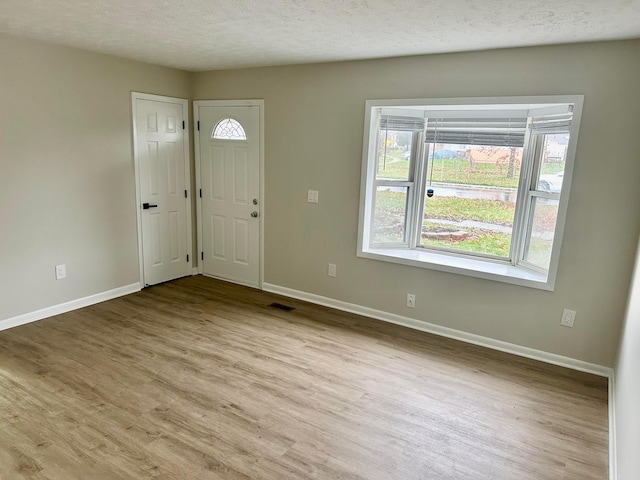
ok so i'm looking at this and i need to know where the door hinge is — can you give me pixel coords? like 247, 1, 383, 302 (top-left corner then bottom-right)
197, 121, 200, 131
184, 189, 188, 198
201, 252, 204, 261
199, 188, 202, 198
182, 120, 185, 130
186, 254, 189, 262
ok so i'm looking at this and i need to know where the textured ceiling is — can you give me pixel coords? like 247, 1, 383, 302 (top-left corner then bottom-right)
0, 0, 639, 71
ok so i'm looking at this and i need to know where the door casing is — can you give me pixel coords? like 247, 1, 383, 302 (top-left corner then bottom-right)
132, 92, 193, 288
194, 99, 265, 288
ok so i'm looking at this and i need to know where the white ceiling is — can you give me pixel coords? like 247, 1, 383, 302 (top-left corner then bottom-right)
1, 0, 639, 72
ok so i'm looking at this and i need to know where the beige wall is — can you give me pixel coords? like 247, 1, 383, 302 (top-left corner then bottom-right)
0, 34, 190, 319
614, 236, 640, 479
193, 40, 640, 366
2, 35, 638, 368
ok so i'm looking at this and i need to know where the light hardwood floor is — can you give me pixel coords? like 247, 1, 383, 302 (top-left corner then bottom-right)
0, 276, 608, 479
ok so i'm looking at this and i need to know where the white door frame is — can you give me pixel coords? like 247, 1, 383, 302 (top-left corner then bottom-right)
194, 99, 265, 288
131, 92, 193, 288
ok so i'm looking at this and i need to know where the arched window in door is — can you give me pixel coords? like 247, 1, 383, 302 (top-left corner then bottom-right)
212, 118, 247, 140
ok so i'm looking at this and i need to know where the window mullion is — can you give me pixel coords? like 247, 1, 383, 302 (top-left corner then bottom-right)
409, 131, 426, 249
405, 131, 417, 248
511, 129, 540, 265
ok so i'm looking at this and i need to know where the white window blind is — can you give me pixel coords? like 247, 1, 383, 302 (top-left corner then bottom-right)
529, 112, 573, 134
424, 117, 527, 147
380, 115, 425, 131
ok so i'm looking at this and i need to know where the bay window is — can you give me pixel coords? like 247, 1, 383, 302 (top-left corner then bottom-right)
357, 96, 583, 290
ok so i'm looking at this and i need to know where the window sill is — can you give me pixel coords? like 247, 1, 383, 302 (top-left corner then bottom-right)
359, 247, 553, 291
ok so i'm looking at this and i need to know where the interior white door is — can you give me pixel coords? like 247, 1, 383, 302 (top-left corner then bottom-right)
134, 97, 190, 286
197, 104, 261, 287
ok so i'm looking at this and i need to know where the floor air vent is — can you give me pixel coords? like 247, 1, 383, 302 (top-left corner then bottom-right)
269, 302, 295, 312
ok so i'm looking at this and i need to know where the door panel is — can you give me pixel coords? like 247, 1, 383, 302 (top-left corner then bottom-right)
198, 104, 261, 287
233, 148, 249, 203
211, 147, 226, 199
212, 215, 226, 259
234, 218, 249, 264
135, 98, 190, 286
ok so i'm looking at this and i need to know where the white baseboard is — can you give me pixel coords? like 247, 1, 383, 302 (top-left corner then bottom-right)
0, 283, 141, 333
192, 267, 199, 276
262, 282, 612, 378
608, 370, 617, 480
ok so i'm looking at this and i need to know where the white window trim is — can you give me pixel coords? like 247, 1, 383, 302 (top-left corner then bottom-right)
357, 95, 584, 290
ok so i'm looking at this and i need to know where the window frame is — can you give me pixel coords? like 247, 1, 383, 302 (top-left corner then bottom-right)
357, 95, 584, 290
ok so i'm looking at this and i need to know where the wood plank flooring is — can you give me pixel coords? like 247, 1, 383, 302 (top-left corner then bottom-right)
0, 276, 608, 479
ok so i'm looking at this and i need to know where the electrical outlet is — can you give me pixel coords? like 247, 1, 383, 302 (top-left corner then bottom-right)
560, 309, 576, 328
307, 190, 319, 203
406, 293, 416, 308
55, 264, 66, 280
328, 263, 337, 277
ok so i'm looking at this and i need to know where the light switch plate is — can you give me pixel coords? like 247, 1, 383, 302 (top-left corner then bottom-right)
55, 264, 66, 280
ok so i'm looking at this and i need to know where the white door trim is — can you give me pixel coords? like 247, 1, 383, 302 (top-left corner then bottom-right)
131, 92, 193, 288
194, 99, 265, 288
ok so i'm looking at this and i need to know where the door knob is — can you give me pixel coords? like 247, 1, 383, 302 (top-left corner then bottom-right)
142, 203, 158, 209
251, 211, 258, 218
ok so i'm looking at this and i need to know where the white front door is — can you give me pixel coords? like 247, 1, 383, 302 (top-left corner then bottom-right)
195, 102, 262, 287
133, 93, 192, 286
